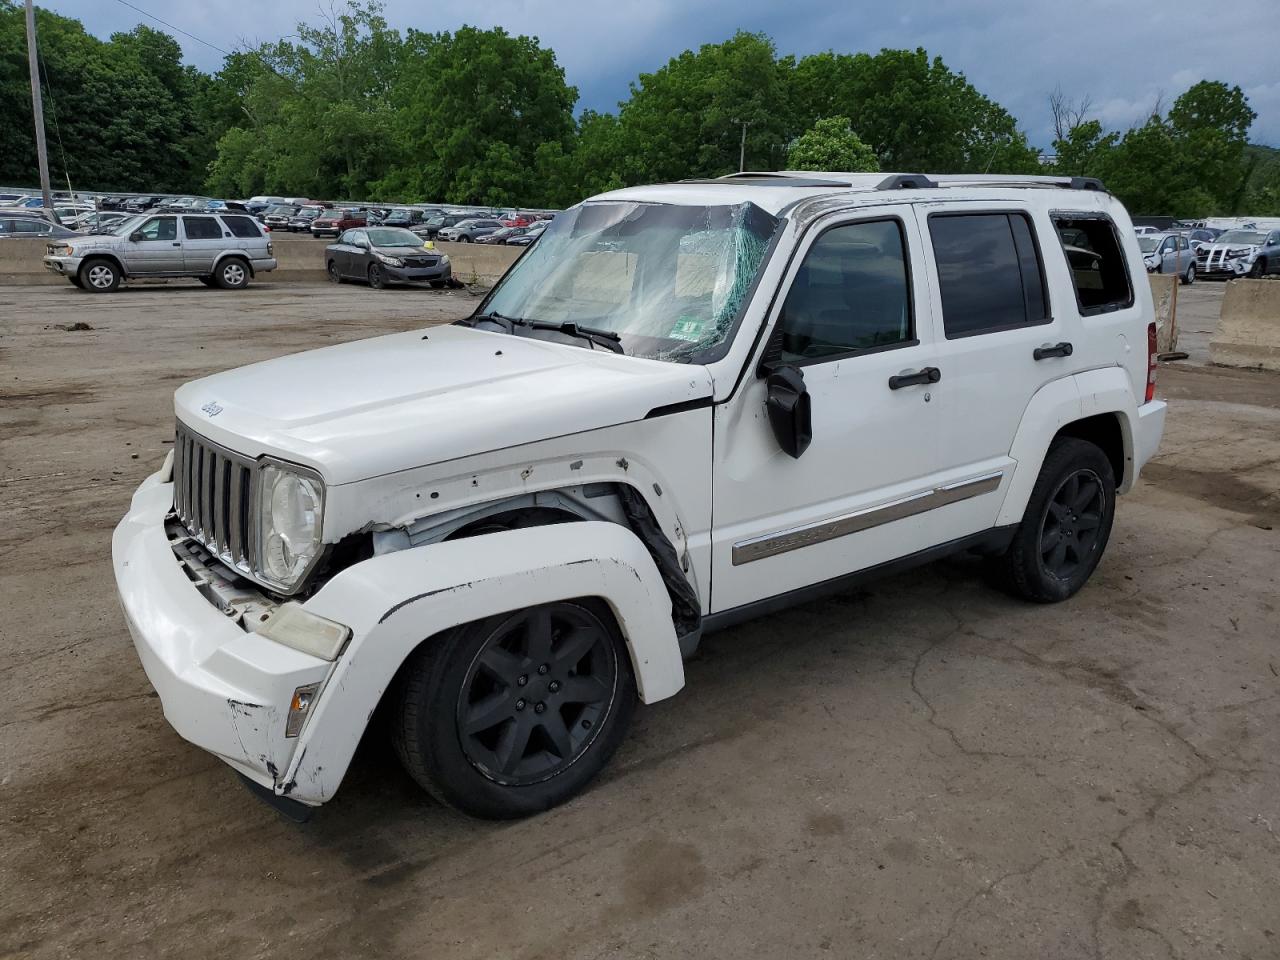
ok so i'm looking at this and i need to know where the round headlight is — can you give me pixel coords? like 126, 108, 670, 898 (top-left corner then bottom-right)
258, 464, 324, 588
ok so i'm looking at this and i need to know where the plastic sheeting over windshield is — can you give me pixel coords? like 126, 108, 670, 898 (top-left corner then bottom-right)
480, 201, 779, 362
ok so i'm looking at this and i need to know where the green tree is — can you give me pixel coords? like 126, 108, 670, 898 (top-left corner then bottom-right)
787, 117, 879, 171
383, 25, 576, 205
611, 32, 792, 183
787, 49, 1041, 173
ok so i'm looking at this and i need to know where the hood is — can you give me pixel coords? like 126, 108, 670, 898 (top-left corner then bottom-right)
174, 325, 714, 485
370, 244, 438, 257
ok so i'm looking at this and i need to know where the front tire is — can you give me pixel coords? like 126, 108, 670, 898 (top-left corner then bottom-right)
1181, 262, 1195, 285
1252, 258, 1268, 279
393, 600, 636, 819
987, 437, 1116, 603
216, 257, 250, 289
80, 258, 120, 293
367, 263, 385, 289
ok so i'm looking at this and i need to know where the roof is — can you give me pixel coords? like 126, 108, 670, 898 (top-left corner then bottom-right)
592, 171, 1110, 216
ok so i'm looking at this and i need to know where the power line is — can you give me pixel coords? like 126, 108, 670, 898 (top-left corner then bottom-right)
112, 0, 233, 58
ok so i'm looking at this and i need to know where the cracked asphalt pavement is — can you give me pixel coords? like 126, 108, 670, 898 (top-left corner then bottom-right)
1, 281, 1277, 959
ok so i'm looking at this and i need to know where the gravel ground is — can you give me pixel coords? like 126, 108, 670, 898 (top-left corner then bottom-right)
1, 281, 1277, 960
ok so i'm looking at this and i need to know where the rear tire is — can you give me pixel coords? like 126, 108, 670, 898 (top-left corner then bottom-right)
80, 258, 120, 293
987, 437, 1116, 603
327, 260, 342, 283
393, 600, 636, 819
216, 257, 250, 289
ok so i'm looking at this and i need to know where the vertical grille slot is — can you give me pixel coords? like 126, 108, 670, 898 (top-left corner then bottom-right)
172, 421, 256, 574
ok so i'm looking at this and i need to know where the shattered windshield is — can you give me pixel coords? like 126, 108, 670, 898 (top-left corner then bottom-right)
475, 201, 779, 362
1136, 237, 1159, 253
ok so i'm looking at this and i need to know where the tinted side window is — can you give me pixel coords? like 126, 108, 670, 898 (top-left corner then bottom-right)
1052, 215, 1133, 314
183, 217, 222, 240
929, 213, 1049, 338
777, 218, 912, 362
221, 215, 262, 238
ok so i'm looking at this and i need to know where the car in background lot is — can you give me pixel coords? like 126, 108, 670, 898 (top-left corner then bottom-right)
418, 212, 472, 239
262, 204, 300, 231
288, 205, 328, 232
325, 226, 451, 289
504, 224, 546, 247
0, 216, 79, 239
42, 212, 275, 292
71, 211, 133, 233
1133, 225, 1161, 236
381, 207, 428, 230
437, 218, 504, 242
1138, 233, 1197, 284
1196, 228, 1280, 279
311, 207, 366, 238
474, 225, 529, 245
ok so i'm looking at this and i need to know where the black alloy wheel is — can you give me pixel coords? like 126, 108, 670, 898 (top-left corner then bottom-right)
457, 604, 617, 786
393, 599, 636, 819
1038, 469, 1105, 582
327, 259, 341, 283
367, 262, 385, 289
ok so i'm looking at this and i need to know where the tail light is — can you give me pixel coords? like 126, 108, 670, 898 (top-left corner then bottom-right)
1145, 321, 1157, 403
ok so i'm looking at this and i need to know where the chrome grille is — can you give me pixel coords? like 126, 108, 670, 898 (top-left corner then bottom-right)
172, 422, 256, 573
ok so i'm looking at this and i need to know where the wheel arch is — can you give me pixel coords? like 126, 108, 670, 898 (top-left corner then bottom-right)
213, 250, 254, 277
78, 252, 126, 281
996, 369, 1138, 527
280, 521, 684, 804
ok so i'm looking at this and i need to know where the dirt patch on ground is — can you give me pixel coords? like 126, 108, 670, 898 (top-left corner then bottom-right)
2, 284, 1279, 960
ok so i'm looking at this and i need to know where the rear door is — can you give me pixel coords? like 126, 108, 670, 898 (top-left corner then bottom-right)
181, 216, 225, 274
915, 204, 1070, 532
123, 215, 181, 274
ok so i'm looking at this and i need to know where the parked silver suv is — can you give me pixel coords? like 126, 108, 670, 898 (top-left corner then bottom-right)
43, 213, 277, 292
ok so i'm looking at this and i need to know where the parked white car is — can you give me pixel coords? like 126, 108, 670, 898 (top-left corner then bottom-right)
1138, 232, 1197, 284
113, 172, 1166, 820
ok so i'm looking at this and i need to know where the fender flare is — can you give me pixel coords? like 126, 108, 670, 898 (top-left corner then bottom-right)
996, 367, 1137, 527
212, 250, 254, 276
282, 521, 683, 803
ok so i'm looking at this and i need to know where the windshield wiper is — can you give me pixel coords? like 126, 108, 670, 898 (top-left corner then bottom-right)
461, 313, 624, 354
526, 320, 624, 354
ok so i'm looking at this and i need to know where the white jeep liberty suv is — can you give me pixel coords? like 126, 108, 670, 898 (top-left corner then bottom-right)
112, 172, 1166, 820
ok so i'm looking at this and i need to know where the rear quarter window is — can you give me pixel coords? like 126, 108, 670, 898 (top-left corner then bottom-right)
1051, 214, 1134, 315
221, 216, 263, 239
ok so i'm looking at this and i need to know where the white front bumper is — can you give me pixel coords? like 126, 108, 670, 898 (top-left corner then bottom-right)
112, 470, 332, 801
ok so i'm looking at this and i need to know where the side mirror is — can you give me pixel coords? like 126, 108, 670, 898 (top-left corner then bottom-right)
764, 365, 812, 459
129, 230, 143, 242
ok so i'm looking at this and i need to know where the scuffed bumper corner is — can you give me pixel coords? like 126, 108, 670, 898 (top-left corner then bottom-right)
1134, 399, 1167, 479
113, 475, 335, 804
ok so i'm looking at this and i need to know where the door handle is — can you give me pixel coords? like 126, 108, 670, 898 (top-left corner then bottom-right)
888, 366, 941, 390
171, 242, 181, 246
1033, 342, 1073, 361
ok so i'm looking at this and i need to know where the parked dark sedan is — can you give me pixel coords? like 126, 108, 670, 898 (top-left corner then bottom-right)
325, 227, 452, 289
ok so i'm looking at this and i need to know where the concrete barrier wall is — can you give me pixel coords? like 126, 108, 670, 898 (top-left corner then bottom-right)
1148, 273, 1178, 353
1211, 278, 1280, 371
0, 237, 521, 286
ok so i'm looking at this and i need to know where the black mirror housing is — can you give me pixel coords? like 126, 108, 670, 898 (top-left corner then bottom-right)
765, 365, 813, 459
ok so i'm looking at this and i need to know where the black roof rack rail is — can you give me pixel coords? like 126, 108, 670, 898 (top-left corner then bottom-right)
1068, 177, 1107, 192
877, 174, 938, 190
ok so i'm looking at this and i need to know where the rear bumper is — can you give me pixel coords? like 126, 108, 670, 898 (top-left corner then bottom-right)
1134, 400, 1167, 478
250, 257, 278, 274
113, 469, 333, 803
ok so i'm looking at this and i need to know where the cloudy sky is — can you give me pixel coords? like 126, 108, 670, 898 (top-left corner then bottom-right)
47, 0, 1280, 148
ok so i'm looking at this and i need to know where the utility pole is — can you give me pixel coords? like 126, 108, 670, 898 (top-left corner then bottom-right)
24, 0, 54, 217
738, 121, 750, 173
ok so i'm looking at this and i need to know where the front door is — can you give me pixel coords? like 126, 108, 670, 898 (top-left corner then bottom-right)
124, 215, 182, 274
711, 210, 951, 613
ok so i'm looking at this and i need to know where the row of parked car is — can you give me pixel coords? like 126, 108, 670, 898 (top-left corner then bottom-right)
1133, 223, 1280, 282
248, 199, 552, 245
